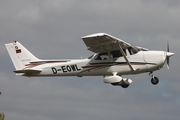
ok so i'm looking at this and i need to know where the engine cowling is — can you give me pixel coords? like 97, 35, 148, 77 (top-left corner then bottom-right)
104, 76, 132, 88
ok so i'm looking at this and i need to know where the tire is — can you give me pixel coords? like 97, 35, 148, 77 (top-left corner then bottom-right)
151, 77, 159, 85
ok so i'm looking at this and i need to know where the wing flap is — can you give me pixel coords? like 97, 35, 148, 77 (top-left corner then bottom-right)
14, 69, 42, 74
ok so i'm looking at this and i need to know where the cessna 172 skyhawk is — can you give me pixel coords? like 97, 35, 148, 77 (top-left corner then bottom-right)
5, 33, 174, 88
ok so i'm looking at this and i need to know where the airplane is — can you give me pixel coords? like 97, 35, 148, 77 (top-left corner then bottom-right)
5, 33, 174, 88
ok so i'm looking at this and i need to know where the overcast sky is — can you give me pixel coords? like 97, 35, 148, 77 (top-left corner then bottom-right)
0, 0, 180, 120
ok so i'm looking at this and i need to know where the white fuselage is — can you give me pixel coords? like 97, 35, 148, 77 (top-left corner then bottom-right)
25, 50, 166, 77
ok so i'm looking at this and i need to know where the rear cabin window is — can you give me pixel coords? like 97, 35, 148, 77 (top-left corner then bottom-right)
95, 52, 108, 60
88, 55, 94, 59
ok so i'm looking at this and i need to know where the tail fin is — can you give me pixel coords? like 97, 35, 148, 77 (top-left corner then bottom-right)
5, 41, 40, 70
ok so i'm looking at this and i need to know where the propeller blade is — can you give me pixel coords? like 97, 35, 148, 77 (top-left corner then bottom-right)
167, 57, 170, 69
167, 41, 169, 52
166, 41, 169, 69
166, 42, 174, 69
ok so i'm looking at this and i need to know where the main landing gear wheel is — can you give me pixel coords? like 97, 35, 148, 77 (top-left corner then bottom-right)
151, 77, 159, 85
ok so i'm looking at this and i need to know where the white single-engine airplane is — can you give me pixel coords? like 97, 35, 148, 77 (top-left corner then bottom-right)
5, 33, 174, 88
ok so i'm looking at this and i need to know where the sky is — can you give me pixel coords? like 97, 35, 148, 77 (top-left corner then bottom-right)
0, 0, 180, 120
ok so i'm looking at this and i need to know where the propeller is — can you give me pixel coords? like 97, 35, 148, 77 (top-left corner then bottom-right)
166, 41, 174, 69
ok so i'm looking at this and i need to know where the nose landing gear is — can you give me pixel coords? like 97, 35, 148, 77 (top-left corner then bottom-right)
149, 72, 159, 85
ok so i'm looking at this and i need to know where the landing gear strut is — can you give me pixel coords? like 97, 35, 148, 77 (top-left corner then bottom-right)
149, 72, 159, 85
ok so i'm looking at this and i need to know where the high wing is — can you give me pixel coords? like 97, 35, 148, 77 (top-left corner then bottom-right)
82, 33, 132, 53
82, 33, 148, 53
82, 33, 139, 71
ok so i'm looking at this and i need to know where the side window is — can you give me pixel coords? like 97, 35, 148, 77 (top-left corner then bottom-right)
95, 52, 108, 60
111, 50, 122, 58
111, 50, 126, 58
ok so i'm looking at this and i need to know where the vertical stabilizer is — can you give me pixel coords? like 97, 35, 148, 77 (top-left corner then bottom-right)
5, 41, 40, 70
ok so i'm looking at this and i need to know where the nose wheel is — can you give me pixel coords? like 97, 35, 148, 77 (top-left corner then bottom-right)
149, 72, 159, 85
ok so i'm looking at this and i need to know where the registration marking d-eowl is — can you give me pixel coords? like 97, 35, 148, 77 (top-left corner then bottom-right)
51, 64, 81, 74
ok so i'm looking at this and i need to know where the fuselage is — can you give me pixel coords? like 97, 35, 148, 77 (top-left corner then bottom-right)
24, 50, 166, 77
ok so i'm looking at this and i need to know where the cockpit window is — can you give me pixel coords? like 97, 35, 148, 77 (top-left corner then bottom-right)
128, 46, 139, 55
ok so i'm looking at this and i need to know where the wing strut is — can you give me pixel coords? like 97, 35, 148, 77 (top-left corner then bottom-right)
118, 44, 136, 71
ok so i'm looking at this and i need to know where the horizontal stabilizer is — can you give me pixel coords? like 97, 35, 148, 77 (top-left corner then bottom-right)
14, 69, 42, 74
